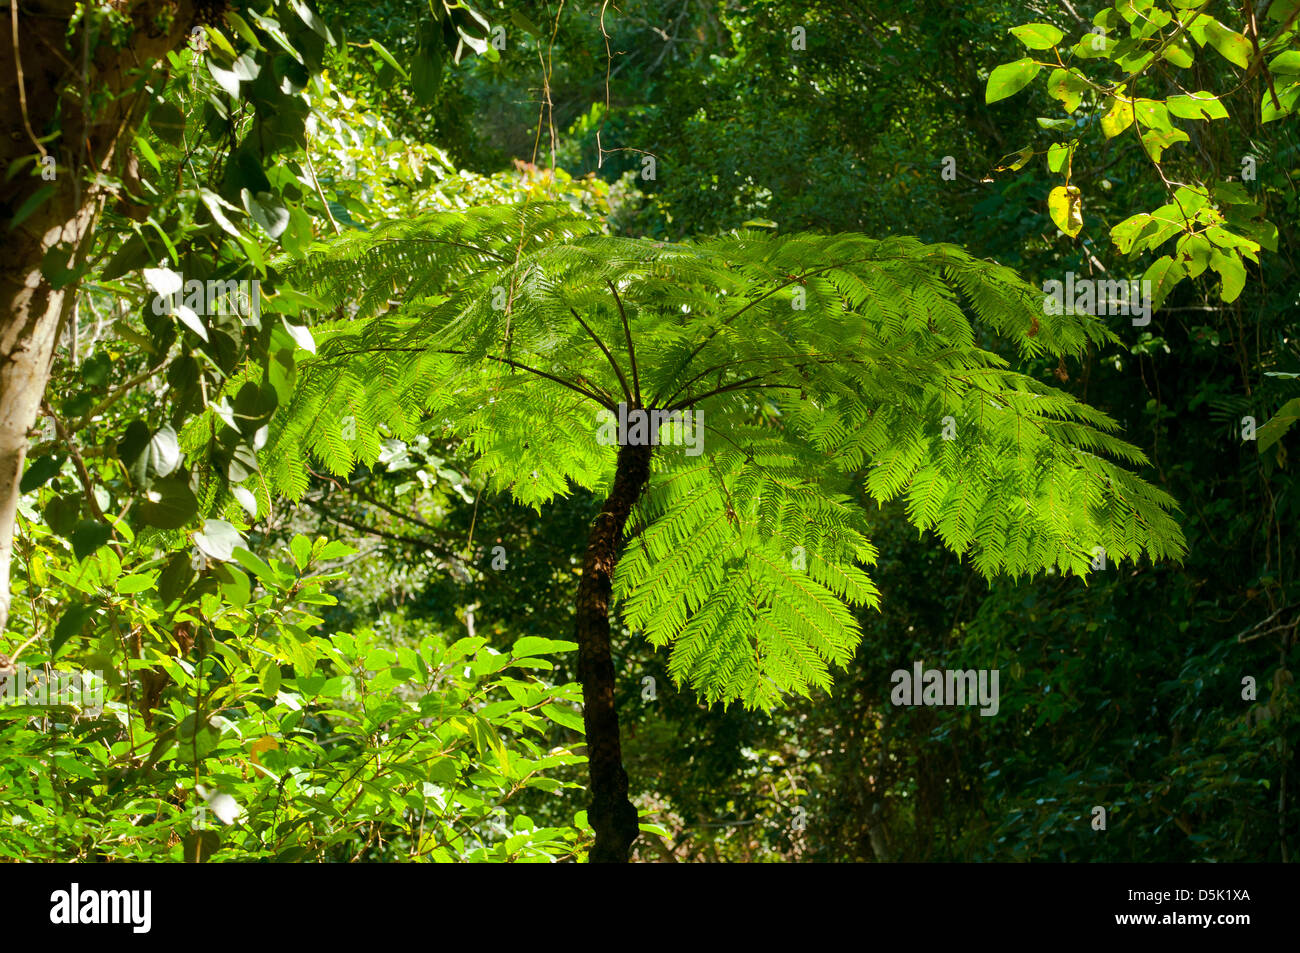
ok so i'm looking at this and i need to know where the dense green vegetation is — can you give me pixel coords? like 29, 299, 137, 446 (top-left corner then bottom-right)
0, 0, 1295, 863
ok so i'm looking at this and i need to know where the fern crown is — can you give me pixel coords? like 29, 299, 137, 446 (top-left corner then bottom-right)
235, 202, 1185, 709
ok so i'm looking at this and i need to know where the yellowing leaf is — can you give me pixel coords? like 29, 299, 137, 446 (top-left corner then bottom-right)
995, 146, 1034, 171
1048, 186, 1083, 237
1139, 125, 1190, 162
1101, 94, 1135, 138
1047, 68, 1088, 113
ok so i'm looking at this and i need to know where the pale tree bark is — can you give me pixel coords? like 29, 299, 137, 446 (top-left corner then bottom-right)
0, 1, 198, 641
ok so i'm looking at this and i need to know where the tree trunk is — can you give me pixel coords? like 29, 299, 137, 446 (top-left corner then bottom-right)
0, 202, 93, 634
0, 1, 198, 636
575, 441, 651, 863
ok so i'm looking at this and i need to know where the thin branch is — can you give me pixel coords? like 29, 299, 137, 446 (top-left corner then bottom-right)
71, 356, 174, 430
43, 400, 105, 523
669, 378, 801, 411
307, 498, 478, 575
568, 307, 632, 404
11, 1, 48, 158
607, 279, 641, 405
303, 133, 341, 235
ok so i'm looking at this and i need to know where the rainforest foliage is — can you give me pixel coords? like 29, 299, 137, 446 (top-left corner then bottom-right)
0, 0, 1296, 862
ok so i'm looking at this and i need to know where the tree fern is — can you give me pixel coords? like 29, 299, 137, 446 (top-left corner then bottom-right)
250, 201, 1185, 861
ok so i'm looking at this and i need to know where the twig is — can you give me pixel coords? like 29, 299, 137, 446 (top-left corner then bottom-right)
11, 1, 48, 158
43, 400, 105, 523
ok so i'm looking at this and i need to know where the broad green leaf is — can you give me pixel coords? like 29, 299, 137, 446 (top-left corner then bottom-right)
175, 303, 209, 342
1205, 225, 1260, 256
242, 189, 290, 239
290, 534, 313, 570
138, 477, 198, 529
194, 519, 246, 562
232, 546, 278, 584
1111, 213, 1153, 254
149, 101, 186, 145
1161, 36, 1194, 68
150, 426, 181, 478
176, 713, 223, 762
1268, 50, 1300, 74
51, 603, 96, 657
1172, 186, 1209, 215
224, 11, 264, 50
291, 0, 335, 43
540, 704, 585, 733
9, 185, 55, 231
207, 61, 243, 98
281, 317, 316, 354
232, 486, 258, 518
215, 564, 251, 607
1208, 249, 1246, 302
20, 454, 63, 493
115, 573, 157, 595
1142, 255, 1186, 310
45, 494, 80, 536
71, 520, 112, 562
134, 136, 161, 175
1175, 233, 1212, 278
143, 266, 182, 297
1047, 142, 1072, 173
986, 59, 1041, 104
1257, 398, 1300, 452
1262, 82, 1300, 122
1202, 20, 1252, 69
1133, 99, 1171, 131
1139, 125, 1190, 162
1168, 91, 1228, 120
369, 39, 408, 78
995, 146, 1034, 171
199, 188, 243, 238
1010, 24, 1064, 50
158, 552, 194, 603
511, 636, 578, 658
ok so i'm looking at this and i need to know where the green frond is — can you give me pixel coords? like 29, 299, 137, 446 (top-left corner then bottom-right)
251, 202, 1186, 710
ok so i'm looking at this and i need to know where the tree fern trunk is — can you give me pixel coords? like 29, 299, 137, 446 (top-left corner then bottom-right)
576, 441, 650, 863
